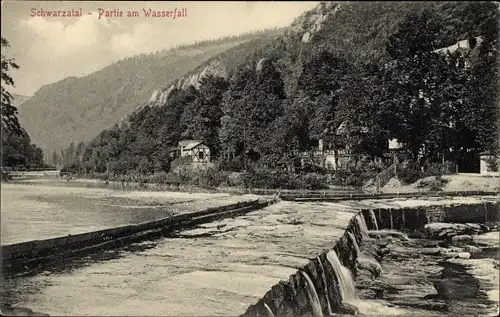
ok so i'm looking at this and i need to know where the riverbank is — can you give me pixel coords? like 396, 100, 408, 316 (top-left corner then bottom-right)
8, 176, 360, 196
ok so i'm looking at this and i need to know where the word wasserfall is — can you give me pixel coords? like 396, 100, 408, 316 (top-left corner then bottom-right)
97, 8, 188, 19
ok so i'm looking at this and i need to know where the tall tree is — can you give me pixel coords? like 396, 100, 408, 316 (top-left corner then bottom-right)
296, 51, 352, 147
220, 59, 287, 167
1, 38, 21, 135
181, 75, 229, 158
1, 37, 44, 169
384, 10, 452, 160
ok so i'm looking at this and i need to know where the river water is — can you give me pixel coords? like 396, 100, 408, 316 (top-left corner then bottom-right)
1, 182, 259, 245
1, 194, 358, 316
2, 183, 498, 316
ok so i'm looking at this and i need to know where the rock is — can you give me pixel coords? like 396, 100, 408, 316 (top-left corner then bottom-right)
301, 32, 311, 43
425, 222, 489, 240
368, 230, 409, 240
438, 229, 458, 239
0, 305, 49, 316
422, 241, 440, 248
421, 248, 442, 256
357, 256, 383, 278
451, 235, 473, 246
441, 247, 469, 259
338, 302, 359, 315
377, 240, 389, 248
463, 245, 482, 254
465, 223, 482, 231
377, 248, 391, 257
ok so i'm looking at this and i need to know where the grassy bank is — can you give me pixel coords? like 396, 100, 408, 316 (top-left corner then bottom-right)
59, 165, 375, 193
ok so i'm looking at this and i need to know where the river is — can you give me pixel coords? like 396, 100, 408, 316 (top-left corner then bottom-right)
1, 182, 498, 316
1, 184, 357, 315
1, 182, 258, 245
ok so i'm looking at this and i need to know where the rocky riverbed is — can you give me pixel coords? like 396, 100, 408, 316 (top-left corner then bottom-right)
355, 225, 499, 316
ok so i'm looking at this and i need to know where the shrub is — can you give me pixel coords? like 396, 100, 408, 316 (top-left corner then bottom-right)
300, 173, 329, 190
241, 167, 308, 189
330, 166, 378, 187
397, 161, 422, 184
417, 177, 449, 191
485, 156, 499, 172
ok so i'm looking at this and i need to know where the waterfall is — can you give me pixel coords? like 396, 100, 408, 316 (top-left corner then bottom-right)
369, 210, 379, 231
317, 257, 333, 315
300, 271, 324, 317
347, 231, 361, 258
356, 214, 369, 238
325, 250, 357, 303
263, 303, 275, 317
481, 198, 489, 222
389, 209, 394, 230
325, 251, 406, 316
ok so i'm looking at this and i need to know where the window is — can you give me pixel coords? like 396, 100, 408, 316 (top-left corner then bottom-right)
199, 151, 204, 160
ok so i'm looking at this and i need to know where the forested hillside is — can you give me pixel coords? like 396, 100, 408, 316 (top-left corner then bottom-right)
18, 29, 282, 156
62, 1, 499, 188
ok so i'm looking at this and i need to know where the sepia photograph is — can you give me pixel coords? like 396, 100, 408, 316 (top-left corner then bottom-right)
1, 1, 499, 316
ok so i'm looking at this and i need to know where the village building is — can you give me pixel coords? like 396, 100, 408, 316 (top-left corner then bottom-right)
177, 140, 211, 164
479, 151, 500, 176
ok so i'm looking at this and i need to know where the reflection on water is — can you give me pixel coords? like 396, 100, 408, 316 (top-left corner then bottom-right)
0, 183, 256, 244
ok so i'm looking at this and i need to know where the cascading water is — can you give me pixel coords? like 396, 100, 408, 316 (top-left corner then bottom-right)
481, 197, 489, 222
369, 210, 379, 231
347, 231, 361, 258
300, 271, 324, 317
263, 303, 275, 317
325, 250, 405, 316
389, 209, 394, 230
356, 214, 369, 238
325, 250, 357, 303
317, 257, 334, 315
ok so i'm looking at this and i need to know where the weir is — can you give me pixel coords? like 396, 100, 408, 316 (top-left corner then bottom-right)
241, 197, 499, 317
2, 195, 498, 316
1, 198, 278, 276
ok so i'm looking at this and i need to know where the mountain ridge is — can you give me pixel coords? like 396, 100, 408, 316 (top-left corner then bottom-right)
17, 29, 282, 155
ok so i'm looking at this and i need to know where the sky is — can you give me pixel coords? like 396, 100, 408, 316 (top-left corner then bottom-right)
1, 1, 319, 96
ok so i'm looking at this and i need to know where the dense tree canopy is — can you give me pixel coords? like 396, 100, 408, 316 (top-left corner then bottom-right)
63, 3, 499, 177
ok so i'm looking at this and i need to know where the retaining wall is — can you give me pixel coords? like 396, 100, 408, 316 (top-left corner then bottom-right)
280, 190, 499, 201
241, 200, 499, 317
1, 199, 277, 276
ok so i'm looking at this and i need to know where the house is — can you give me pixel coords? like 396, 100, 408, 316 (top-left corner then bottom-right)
479, 151, 499, 176
295, 121, 361, 171
177, 140, 211, 164
433, 36, 483, 59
